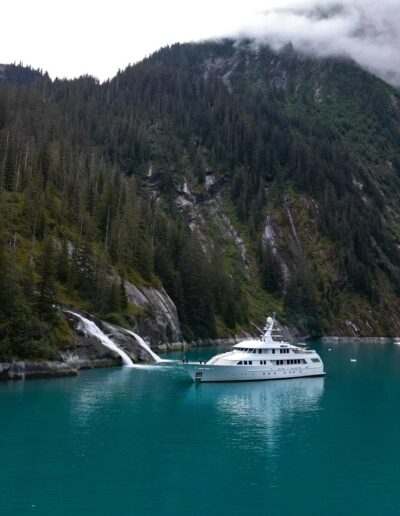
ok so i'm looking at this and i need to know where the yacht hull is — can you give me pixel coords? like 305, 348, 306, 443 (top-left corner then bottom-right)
182, 363, 325, 383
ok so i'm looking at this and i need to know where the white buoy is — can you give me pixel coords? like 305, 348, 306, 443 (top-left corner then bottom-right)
350, 358, 357, 363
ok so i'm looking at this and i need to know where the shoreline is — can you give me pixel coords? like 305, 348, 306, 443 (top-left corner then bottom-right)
1, 335, 397, 382
320, 336, 393, 344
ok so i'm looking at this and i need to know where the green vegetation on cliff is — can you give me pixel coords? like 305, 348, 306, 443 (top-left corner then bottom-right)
1, 40, 400, 358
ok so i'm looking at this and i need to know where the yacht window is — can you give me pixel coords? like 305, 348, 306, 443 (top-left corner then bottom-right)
237, 361, 242, 365
312, 358, 320, 363
249, 361, 252, 365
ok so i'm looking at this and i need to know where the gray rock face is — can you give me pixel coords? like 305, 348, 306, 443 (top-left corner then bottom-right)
63, 310, 159, 365
67, 321, 122, 370
262, 215, 291, 286
0, 308, 168, 381
0, 361, 78, 380
124, 281, 182, 346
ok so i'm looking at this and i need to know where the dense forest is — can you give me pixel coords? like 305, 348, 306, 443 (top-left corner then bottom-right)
1, 40, 400, 360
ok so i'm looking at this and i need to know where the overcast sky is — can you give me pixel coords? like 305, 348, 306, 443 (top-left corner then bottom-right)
2, 0, 400, 85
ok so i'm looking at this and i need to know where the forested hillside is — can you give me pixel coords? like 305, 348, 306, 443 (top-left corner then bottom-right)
1, 40, 400, 360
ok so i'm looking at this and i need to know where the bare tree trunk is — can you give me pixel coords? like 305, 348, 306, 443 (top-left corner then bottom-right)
104, 206, 110, 254
2, 130, 9, 169
30, 216, 37, 265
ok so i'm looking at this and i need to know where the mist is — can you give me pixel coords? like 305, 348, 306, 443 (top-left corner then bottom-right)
234, 0, 400, 86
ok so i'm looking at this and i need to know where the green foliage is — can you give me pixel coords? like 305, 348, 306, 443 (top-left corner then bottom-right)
283, 262, 322, 334
261, 243, 283, 294
0, 236, 73, 361
1, 39, 400, 358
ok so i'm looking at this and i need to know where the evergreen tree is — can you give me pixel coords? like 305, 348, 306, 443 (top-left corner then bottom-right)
37, 235, 57, 322
261, 244, 283, 294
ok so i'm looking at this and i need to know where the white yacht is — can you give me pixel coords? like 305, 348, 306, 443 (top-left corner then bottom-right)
182, 316, 325, 383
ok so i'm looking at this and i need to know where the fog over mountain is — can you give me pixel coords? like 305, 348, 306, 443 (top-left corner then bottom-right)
2, 1, 398, 83
233, 0, 400, 86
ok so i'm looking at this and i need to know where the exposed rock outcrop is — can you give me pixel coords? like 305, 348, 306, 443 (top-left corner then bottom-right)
262, 215, 291, 285
123, 282, 182, 347
64, 309, 160, 364
0, 361, 78, 381
0, 309, 162, 381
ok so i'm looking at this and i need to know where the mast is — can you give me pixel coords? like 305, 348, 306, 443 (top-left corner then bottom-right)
262, 313, 275, 343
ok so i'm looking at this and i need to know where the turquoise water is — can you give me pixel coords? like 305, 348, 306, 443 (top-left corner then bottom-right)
1, 341, 400, 515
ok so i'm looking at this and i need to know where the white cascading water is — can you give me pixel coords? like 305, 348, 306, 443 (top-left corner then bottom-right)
66, 311, 134, 367
125, 329, 162, 363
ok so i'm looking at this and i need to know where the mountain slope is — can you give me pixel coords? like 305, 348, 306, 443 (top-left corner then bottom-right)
1, 40, 400, 360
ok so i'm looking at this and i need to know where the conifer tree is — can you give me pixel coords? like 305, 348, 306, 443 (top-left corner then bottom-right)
37, 235, 57, 321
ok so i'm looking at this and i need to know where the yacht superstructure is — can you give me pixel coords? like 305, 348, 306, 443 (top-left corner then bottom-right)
182, 316, 325, 383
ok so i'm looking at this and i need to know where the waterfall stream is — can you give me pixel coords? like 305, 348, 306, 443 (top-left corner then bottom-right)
125, 329, 162, 363
66, 311, 134, 367
65, 310, 165, 366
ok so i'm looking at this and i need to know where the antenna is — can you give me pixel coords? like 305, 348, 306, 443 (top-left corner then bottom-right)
262, 313, 275, 342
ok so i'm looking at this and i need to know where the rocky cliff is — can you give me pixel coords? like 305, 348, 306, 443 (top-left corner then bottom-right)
1, 39, 400, 366
123, 280, 182, 345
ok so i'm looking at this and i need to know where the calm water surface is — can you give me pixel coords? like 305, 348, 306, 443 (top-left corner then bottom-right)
1, 341, 400, 515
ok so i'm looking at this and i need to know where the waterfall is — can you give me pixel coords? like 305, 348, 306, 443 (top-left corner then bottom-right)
66, 311, 134, 367
125, 329, 162, 363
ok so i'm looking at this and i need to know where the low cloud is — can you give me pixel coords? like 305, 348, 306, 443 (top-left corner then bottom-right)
235, 0, 400, 86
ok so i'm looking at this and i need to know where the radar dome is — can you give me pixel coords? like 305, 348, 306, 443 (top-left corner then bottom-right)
267, 317, 273, 324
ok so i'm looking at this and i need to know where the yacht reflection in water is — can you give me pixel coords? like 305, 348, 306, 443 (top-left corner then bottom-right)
188, 377, 324, 442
